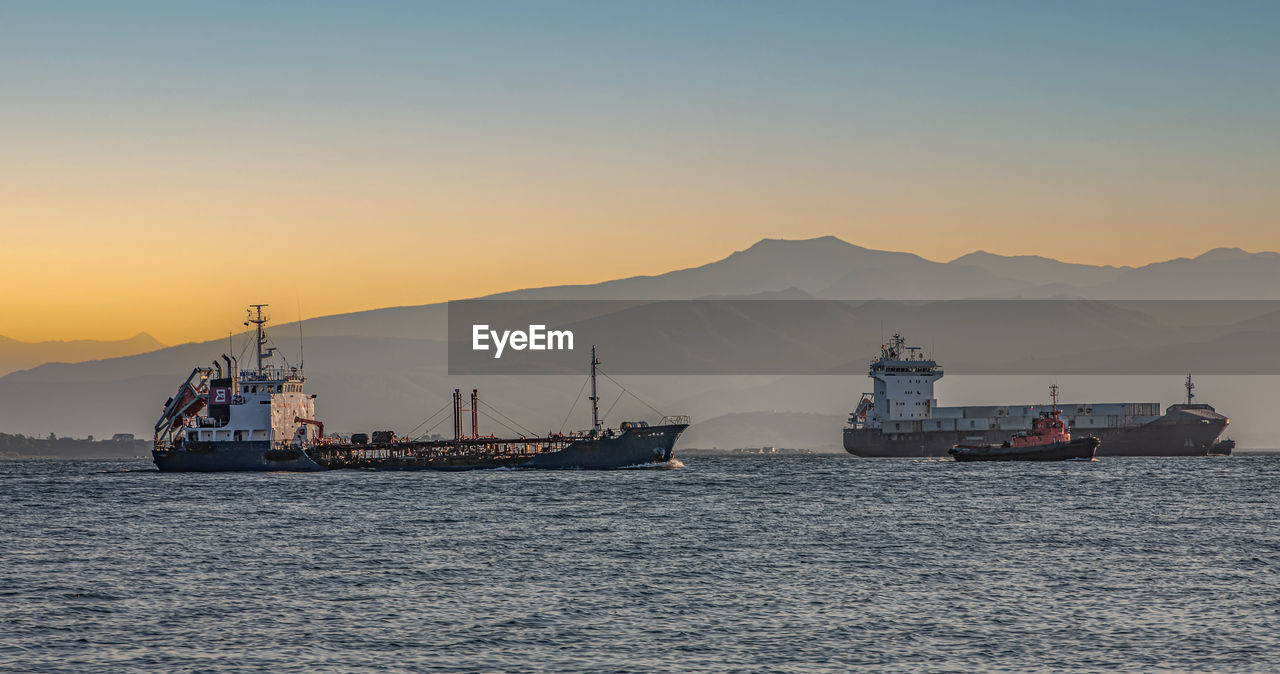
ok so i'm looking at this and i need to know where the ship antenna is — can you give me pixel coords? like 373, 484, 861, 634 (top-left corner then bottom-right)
1186, 373, 1194, 405
297, 300, 305, 371
245, 304, 270, 374
590, 345, 601, 434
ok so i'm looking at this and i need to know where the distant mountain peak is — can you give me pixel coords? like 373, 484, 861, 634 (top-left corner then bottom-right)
0, 332, 163, 348
0, 332, 168, 378
743, 235, 861, 251
953, 249, 1041, 263
126, 332, 164, 346
1195, 247, 1279, 262
951, 249, 1128, 270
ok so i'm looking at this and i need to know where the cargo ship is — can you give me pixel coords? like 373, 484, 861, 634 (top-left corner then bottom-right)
153, 305, 688, 472
843, 334, 1228, 458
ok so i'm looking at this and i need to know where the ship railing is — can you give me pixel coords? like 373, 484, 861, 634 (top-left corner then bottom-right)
658, 415, 691, 426
240, 366, 304, 382
869, 360, 942, 372
185, 417, 227, 428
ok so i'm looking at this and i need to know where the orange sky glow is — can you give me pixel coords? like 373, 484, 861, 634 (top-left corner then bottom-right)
3, 3, 1277, 344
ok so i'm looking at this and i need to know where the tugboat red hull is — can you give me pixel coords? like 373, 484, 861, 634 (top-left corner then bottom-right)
949, 436, 1100, 462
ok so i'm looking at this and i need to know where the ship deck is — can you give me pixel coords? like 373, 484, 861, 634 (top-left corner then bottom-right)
305, 434, 586, 469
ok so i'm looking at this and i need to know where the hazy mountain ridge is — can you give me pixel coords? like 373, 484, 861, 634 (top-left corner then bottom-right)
168, 237, 1280, 344
487, 237, 1033, 301
1084, 254, 1280, 299
0, 333, 164, 378
4, 236, 1280, 448
949, 250, 1129, 287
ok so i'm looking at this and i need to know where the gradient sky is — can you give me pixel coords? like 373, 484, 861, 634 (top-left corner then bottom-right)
2, 1, 1278, 343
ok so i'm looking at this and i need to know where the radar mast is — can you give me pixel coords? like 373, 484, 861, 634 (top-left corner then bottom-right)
589, 346, 601, 434
244, 304, 275, 375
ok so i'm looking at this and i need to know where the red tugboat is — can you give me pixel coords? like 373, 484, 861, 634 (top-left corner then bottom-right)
949, 385, 1100, 462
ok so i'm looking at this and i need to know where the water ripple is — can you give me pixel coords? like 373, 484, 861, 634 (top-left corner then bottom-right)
1, 456, 1277, 671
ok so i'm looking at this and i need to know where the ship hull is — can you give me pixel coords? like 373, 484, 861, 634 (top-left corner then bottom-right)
523, 425, 683, 469
845, 418, 1226, 458
949, 436, 1099, 462
1209, 439, 1235, 456
152, 441, 326, 472
309, 424, 687, 471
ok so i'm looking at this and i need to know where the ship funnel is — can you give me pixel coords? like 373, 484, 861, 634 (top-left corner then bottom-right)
212, 360, 222, 378
221, 354, 233, 379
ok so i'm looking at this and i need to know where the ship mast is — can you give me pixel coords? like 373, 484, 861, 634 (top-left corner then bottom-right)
245, 304, 272, 375
1049, 384, 1060, 416
590, 345, 601, 434
1185, 373, 1195, 405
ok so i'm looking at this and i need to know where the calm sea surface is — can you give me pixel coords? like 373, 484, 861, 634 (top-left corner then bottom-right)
2, 456, 1278, 672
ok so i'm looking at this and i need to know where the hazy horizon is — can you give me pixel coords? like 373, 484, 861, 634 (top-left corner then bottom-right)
4, 2, 1279, 342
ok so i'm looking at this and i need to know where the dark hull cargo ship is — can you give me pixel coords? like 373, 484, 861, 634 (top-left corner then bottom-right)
152, 306, 687, 472
843, 335, 1228, 458
308, 346, 688, 471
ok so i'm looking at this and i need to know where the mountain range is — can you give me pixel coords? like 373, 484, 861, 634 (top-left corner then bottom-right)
3, 236, 1279, 450
0, 333, 164, 378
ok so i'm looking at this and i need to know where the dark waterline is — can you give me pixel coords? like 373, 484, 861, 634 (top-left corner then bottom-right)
2, 456, 1277, 672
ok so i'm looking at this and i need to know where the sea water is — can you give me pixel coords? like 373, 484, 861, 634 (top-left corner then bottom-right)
2, 456, 1277, 671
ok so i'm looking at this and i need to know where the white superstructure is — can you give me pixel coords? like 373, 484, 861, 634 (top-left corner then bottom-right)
156, 305, 319, 452
866, 333, 943, 426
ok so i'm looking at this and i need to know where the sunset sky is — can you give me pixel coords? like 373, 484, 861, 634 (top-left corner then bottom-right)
2, 1, 1277, 343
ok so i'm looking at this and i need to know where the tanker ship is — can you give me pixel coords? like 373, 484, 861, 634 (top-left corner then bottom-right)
153, 305, 688, 472
843, 334, 1228, 458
